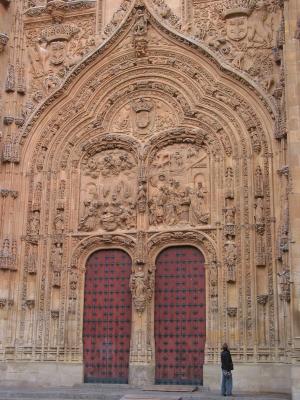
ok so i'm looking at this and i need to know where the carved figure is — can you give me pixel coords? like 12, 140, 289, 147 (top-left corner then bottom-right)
29, 211, 40, 236
51, 243, 63, 272
79, 201, 100, 232
248, 1, 273, 47
225, 207, 235, 225
255, 197, 264, 225
226, 16, 248, 41
225, 167, 234, 199
133, 10, 148, 36
54, 210, 64, 234
224, 239, 237, 283
129, 265, 154, 314
255, 166, 264, 198
137, 179, 147, 213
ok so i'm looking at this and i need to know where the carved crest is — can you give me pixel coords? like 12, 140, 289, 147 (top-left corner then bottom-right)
132, 98, 154, 129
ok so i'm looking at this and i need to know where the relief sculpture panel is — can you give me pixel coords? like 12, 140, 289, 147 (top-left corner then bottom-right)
79, 149, 138, 232
148, 144, 210, 228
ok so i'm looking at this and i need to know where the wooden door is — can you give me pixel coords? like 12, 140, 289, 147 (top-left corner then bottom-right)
155, 246, 206, 385
83, 249, 132, 383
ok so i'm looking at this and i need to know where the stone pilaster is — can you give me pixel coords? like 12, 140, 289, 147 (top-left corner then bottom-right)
285, 0, 300, 398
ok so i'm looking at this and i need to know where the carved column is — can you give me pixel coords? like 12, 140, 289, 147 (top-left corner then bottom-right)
129, 232, 155, 385
285, 0, 300, 397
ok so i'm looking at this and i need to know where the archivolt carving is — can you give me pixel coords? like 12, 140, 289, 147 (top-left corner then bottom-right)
70, 234, 136, 269
147, 230, 217, 264
8, 0, 282, 367
16, 0, 276, 149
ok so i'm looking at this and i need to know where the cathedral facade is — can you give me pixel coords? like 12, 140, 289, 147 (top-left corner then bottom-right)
0, 0, 300, 397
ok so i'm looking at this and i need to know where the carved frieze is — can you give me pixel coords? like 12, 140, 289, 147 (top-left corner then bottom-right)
79, 148, 138, 232
148, 143, 210, 227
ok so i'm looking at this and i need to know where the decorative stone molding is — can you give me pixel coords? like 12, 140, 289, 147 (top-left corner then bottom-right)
0, 189, 18, 198
227, 307, 237, 317
257, 294, 268, 306
0, 238, 17, 271
0, 33, 9, 53
0, 298, 14, 309
24, 0, 96, 17
3, 116, 14, 125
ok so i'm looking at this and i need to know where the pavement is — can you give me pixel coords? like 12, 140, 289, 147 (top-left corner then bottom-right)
0, 384, 291, 400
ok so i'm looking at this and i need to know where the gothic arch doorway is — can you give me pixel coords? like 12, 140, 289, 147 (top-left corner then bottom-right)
154, 246, 206, 385
83, 249, 132, 383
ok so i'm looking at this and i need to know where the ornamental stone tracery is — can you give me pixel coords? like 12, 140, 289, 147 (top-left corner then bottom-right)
0, 0, 297, 393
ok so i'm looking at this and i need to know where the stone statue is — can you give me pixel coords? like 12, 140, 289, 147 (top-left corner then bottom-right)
224, 239, 237, 283
255, 166, 264, 198
129, 265, 154, 314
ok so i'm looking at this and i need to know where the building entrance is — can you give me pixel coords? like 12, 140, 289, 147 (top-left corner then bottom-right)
154, 246, 206, 385
83, 249, 132, 383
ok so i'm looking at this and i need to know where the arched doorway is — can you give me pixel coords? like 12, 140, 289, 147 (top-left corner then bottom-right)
155, 246, 206, 385
83, 249, 132, 383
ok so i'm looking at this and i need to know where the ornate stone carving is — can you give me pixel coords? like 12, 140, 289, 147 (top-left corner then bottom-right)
0, 33, 9, 53
257, 294, 268, 306
193, 0, 282, 93
225, 167, 234, 199
133, 8, 148, 58
0, 189, 18, 198
278, 270, 291, 303
26, 244, 38, 274
255, 166, 264, 198
25, 17, 97, 118
5, 64, 15, 92
255, 197, 265, 233
224, 207, 236, 237
0, 0, 285, 372
0, 238, 17, 271
79, 149, 138, 232
227, 307, 237, 317
148, 143, 210, 227
27, 210, 41, 238
224, 238, 237, 283
255, 234, 266, 266
129, 264, 154, 314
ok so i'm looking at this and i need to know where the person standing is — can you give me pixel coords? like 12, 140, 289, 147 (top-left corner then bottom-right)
221, 343, 234, 396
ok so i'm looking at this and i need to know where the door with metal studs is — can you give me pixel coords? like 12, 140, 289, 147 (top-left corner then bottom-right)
83, 249, 132, 383
154, 246, 206, 385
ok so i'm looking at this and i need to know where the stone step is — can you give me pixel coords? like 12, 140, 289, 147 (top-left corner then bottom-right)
0, 386, 291, 400
141, 386, 199, 392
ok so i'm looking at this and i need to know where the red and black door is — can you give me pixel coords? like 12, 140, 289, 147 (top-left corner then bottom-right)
83, 249, 132, 383
155, 246, 206, 385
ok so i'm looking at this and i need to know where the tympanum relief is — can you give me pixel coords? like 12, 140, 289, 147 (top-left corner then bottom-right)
111, 97, 178, 138
148, 144, 210, 227
79, 149, 138, 232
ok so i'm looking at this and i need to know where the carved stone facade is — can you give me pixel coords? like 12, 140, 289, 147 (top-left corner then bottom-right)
0, 0, 299, 397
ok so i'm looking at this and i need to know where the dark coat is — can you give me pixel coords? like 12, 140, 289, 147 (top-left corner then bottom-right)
221, 349, 233, 371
